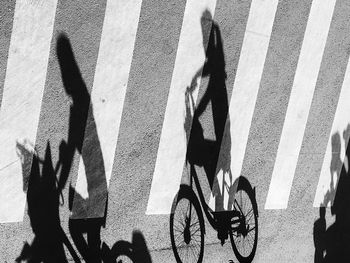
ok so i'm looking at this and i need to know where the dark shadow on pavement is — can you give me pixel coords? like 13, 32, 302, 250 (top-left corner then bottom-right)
185, 10, 230, 201
56, 33, 108, 219
314, 126, 350, 262
171, 10, 258, 263
101, 230, 152, 263
15, 141, 75, 262
57, 33, 108, 262
16, 33, 150, 263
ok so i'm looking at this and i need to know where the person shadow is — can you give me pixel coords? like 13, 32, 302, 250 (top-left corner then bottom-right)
17, 33, 153, 263
185, 9, 231, 211
184, 9, 240, 245
314, 126, 350, 262
56, 33, 109, 262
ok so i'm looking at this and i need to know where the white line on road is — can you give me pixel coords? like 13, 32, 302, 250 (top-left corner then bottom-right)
0, 0, 58, 223
146, 0, 217, 214
72, 0, 142, 218
265, 0, 337, 209
313, 58, 350, 207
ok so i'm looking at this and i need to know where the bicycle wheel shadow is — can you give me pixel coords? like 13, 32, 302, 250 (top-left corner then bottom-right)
101, 230, 152, 263
313, 125, 350, 262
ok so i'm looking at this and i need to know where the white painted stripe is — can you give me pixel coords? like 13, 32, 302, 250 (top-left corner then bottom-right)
313, 59, 350, 207
146, 0, 217, 214
210, 0, 279, 210
265, 0, 337, 209
72, 0, 142, 218
0, 0, 58, 223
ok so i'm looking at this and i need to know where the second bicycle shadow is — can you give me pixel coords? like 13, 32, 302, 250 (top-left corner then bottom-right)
101, 230, 152, 263
170, 9, 259, 263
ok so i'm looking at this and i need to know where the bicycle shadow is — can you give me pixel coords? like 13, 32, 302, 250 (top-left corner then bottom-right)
171, 9, 258, 263
68, 190, 106, 263
313, 125, 350, 262
16, 32, 152, 263
16, 32, 109, 262
101, 230, 152, 263
15, 141, 72, 262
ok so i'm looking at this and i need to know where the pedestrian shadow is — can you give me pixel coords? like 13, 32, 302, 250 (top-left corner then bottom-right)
313, 125, 350, 262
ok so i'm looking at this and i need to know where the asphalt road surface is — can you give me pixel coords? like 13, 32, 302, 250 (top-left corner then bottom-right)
1, 0, 350, 262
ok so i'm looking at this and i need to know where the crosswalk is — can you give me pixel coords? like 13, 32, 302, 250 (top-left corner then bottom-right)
265, 0, 337, 209
1, 0, 350, 223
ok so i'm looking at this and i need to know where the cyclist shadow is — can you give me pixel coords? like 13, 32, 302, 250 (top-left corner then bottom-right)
185, 9, 229, 200
15, 131, 151, 263
56, 33, 109, 262
56, 33, 151, 263
185, 8, 257, 242
314, 126, 350, 262
56, 33, 108, 220
16, 32, 109, 262
172, 9, 259, 263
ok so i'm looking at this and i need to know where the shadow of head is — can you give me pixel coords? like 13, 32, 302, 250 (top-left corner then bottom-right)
56, 33, 85, 99
331, 132, 341, 155
200, 9, 213, 49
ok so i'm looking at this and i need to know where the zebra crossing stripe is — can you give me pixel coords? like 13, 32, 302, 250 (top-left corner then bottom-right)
313, 57, 350, 207
212, 0, 279, 210
265, 0, 337, 209
146, 0, 218, 215
0, 0, 58, 223
72, 0, 143, 219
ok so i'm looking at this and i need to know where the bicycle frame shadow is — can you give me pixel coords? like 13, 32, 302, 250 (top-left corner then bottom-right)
15, 140, 79, 263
